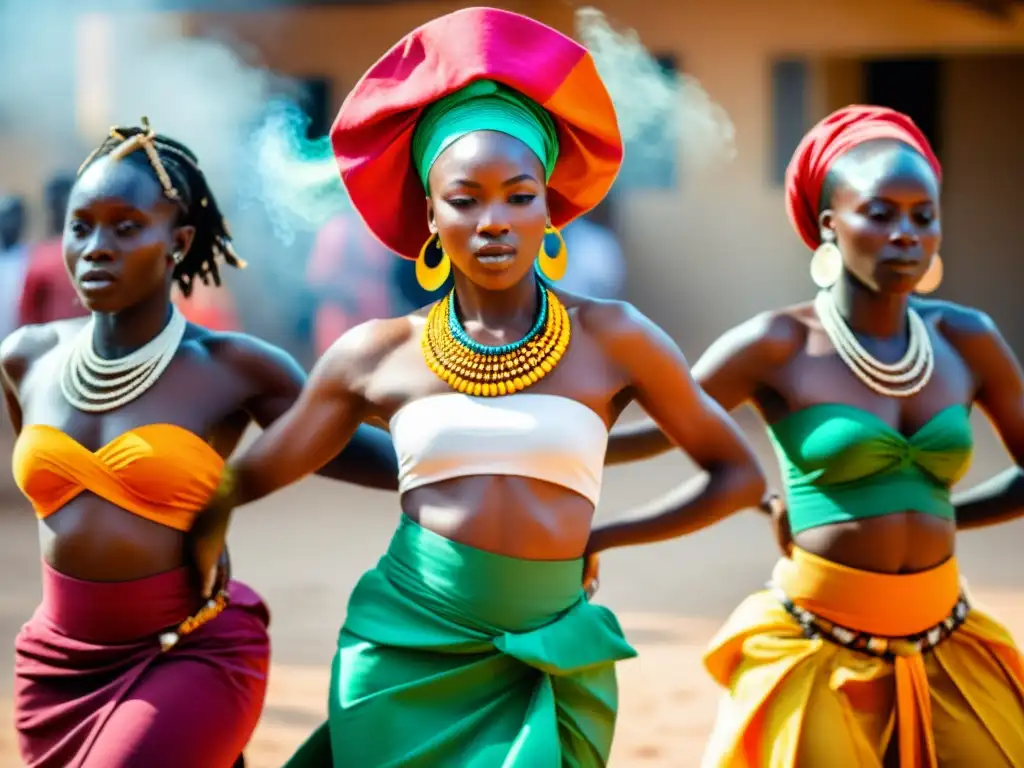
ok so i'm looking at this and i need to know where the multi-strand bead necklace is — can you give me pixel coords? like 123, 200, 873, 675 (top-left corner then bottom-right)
422, 284, 571, 396
815, 290, 934, 398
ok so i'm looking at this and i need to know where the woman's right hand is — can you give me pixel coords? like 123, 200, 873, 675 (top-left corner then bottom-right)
189, 475, 236, 598
761, 492, 792, 556
190, 502, 232, 598
583, 551, 600, 599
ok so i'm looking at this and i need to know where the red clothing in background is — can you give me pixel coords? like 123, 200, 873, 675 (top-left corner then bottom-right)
306, 215, 393, 357
18, 238, 86, 326
173, 281, 240, 332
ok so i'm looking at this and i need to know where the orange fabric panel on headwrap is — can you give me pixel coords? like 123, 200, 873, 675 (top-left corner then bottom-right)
784, 105, 942, 251
330, 7, 623, 260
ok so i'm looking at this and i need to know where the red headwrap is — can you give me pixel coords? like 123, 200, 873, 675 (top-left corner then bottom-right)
331, 7, 623, 260
784, 105, 942, 251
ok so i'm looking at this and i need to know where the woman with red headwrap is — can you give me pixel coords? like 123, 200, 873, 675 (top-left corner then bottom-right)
606, 105, 1024, 766
191, 7, 767, 766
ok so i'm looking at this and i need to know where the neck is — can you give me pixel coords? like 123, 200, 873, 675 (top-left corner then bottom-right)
829, 271, 909, 339
90, 292, 175, 359
451, 271, 540, 333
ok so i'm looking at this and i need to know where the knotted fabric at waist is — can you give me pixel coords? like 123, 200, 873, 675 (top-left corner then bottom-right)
772, 546, 961, 638
771, 547, 967, 768
343, 514, 636, 675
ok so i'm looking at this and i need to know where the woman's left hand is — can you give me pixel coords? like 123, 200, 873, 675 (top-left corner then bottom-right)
761, 492, 792, 556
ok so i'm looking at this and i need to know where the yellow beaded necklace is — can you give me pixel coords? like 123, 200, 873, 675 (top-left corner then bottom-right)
422, 285, 571, 396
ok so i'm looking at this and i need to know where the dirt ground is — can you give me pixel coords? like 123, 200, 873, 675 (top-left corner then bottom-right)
1, 412, 1023, 767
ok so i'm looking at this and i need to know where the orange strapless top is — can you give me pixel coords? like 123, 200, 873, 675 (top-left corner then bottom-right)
12, 423, 224, 531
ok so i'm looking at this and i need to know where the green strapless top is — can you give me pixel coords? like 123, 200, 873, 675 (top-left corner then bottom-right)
767, 403, 973, 534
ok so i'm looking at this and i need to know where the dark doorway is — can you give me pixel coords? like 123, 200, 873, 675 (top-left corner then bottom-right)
863, 58, 944, 158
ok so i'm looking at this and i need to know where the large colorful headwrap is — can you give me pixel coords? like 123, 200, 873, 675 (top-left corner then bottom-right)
411, 79, 560, 190
784, 105, 942, 250
330, 7, 623, 259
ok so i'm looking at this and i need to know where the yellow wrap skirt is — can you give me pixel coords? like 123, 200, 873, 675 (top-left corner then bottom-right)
702, 548, 1024, 767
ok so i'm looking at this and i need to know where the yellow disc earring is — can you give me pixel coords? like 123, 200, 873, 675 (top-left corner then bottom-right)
416, 233, 451, 292
915, 253, 943, 294
535, 224, 567, 282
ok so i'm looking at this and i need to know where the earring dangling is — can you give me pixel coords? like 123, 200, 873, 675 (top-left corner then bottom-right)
809, 238, 842, 289
171, 251, 184, 265
416, 233, 450, 292
915, 253, 943, 294
535, 225, 567, 282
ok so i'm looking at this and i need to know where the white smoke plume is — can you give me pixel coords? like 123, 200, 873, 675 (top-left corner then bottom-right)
240, 97, 351, 245
0, 4, 735, 293
0, 3, 349, 343
575, 6, 737, 176
233, 6, 740, 237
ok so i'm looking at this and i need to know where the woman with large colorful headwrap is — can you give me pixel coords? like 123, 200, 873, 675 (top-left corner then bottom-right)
199, 7, 766, 766
605, 105, 1024, 765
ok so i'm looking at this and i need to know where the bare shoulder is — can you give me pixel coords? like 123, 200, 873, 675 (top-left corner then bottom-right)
195, 327, 304, 382
914, 297, 997, 340
317, 314, 420, 386
915, 298, 1009, 382
0, 319, 82, 390
705, 304, 811, 367
560, 292, 640, 335
556, 294, 669, 368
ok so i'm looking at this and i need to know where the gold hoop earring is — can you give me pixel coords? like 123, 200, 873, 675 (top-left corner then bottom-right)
416, 233, 450, 292
809, 240, 842, 289
535, 225, 567, 282
915, 253, 943, 294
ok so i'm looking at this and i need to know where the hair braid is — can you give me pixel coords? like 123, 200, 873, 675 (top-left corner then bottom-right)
77, 117, 246, 297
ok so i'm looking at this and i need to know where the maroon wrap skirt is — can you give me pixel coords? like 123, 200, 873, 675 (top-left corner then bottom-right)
14, 561, 271, 768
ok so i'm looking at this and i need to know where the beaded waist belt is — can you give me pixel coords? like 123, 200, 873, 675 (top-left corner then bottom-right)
158, 589, 230, 652
772, 585, 970, 660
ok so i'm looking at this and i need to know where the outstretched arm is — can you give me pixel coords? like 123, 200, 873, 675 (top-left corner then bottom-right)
584, 302, 767, 554
192, 322, 398, 593
944, 308, 1024, 529
230, 323, 388, 505
221, 333, 398, 491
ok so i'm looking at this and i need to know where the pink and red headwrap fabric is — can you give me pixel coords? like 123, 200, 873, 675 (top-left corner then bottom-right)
329, 7, 623, 260
784, 105, 942, 250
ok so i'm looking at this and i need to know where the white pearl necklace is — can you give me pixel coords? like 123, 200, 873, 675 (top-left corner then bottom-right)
814, 290, 934, 398
60, 307, 188, 413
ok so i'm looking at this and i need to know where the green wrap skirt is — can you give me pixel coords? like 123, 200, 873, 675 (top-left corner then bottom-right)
285, 515, 637, 767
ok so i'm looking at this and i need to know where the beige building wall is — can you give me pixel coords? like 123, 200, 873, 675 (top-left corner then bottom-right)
181, 0, 1024, 353
2, 0, 1022, 352
941, 54, 1024, 352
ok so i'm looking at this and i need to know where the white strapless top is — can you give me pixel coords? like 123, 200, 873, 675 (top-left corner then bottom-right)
389, 393, 609, 505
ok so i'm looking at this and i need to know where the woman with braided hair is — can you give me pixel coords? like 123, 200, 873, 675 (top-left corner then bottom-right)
1, 119, 399, 768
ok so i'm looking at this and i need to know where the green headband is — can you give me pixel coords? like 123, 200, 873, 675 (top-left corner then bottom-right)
411, 80, 559, 190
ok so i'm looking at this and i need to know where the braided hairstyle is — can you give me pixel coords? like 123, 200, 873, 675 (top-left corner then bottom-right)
77, 117, 246, 297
